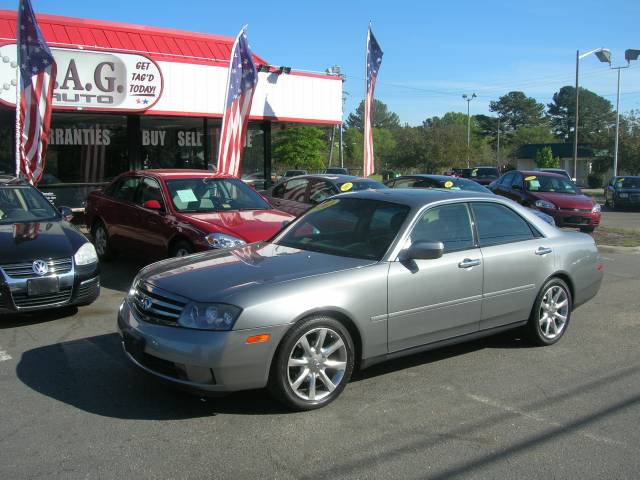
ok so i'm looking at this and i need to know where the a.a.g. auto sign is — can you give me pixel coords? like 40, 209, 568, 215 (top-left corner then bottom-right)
0, 44, 163, 111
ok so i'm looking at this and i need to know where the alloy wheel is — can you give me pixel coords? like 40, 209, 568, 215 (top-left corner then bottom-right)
94, 226, 107, 256
539, 285, 569, 340
175, 247, 190, 257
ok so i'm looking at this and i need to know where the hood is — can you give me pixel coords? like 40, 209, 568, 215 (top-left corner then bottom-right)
531, 191, 595, 210
177, 209, 294, 243
0, 221, 87, 264
140, 242, 375, 302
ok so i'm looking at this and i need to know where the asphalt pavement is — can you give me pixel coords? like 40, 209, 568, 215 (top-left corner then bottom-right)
1, 252, 640, 479
599, 206, 640, 230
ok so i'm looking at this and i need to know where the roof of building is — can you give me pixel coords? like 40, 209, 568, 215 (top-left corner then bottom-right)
0, 10, 265, 65
515, 143, 595, 159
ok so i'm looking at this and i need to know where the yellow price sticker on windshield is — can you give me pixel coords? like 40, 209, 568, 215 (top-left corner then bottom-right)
222, 203, 231, 209
340, 182, 353, 192
524, 175, 537, 181
311, 198, 340, 212
444, 181, 454, 188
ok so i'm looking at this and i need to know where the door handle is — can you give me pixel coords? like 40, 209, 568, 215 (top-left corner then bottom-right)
458, 258, 481, 268
535, 246, 553, 256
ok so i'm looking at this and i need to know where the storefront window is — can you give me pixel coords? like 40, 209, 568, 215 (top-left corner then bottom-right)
242, 124, 265, 177
0, 110, 13, 177
140, 116, 206, 170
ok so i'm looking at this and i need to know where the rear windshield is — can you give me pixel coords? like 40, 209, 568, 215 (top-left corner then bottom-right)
617, 177, 640, 189
338, 180, 387, 192
0, 186, 59, 224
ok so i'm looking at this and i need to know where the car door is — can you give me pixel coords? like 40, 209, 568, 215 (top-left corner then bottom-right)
470, 201, 554, 330
130, 176, 171, 258
107, 175, 142, 251
387, 202, 483, 351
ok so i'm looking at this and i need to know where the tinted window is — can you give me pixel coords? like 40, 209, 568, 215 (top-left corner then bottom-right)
283, 178, 309, 202
308, 180, 337, 204
136, 177, 165, 208
340, 180, 387, 192
393, 178, 418, 188
471, 202, 534, 246
617, 177, 640, 189
113, 176, 141, 202
499, 172, 515, 186
272, 183, 286, 198
411, 203, 475, 253
0, 186, 59, 224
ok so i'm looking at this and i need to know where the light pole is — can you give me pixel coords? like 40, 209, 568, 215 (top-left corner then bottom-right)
496, 116, 501, 167
573, 48, 611, 182
462, 93, 476, 168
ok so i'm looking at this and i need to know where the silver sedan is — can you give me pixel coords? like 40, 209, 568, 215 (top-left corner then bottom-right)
118, 189, 603, 410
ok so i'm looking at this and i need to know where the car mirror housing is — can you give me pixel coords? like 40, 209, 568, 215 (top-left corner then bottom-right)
59, 206, 73, 222
402, 241, 445, 261
143, 200, 162, 210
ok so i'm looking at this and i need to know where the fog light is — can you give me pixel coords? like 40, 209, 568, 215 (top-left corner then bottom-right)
246, 334, 271, 344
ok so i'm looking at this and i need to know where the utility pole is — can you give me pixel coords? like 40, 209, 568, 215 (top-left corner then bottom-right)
328, 124, 335, 167
462, 93, 477, 168
573, 49, 579, 182
496, 117, 501, 167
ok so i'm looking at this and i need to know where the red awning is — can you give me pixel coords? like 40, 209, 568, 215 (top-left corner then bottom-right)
0, 10, 266, 66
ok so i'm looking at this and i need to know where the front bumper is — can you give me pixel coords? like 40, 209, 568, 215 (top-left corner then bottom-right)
117, 299, 290, 393
542, 209, 601, 229
614, 194, 640, 208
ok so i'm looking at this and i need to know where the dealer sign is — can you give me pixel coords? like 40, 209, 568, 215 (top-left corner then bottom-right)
0, 44, 163, 111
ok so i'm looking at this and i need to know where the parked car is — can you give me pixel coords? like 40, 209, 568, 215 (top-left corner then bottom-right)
119, 188, 603, 410
85, 170, 295, 260
264, 174, 387, 217
460, 166, 500, 185
604, 176, 640, 210
386, 174, 556, 226
536, 168, 572, 181
283, 170, 308, 178
489, 170, 601, 232
323, 167, 348, 175
241, 172, 267, 191
0, 177, 100, 314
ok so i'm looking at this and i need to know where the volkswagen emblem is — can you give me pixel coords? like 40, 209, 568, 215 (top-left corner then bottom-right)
141, 296, 153, 311
32, 259, 49, 276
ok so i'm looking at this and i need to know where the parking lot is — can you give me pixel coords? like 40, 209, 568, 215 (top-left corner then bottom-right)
0, 246, 639, 479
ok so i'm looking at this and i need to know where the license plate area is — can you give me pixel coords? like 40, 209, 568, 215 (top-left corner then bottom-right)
27, 276, 59, 296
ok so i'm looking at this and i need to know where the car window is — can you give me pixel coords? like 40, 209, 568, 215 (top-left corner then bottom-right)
308, 179, 337, 204
410, 203, 475, 253
113, 176, 141, 202
471, 202, 534, 247
525, 175, 577, 194
499, 172, 514, 186
0, 186, 59, 224
394, 178, 418, 188
135, 177, 165, 208
283, 178, 309, 202
165, 178, 270, 212
511, 173, 523, 188
271, 182, 286, 198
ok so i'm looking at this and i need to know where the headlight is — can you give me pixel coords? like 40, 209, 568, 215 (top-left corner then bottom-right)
592, 203, 601, 213
74, 242, 98, 265
534, 199, 556, 210
205, 233, 246, 249
619, 192, 629, 198
177, 303, 242, 330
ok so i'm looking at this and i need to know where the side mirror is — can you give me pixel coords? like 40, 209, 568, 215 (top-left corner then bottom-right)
143, 200, 162, 210
401, 241, 444, 261
59, 206, 73, 222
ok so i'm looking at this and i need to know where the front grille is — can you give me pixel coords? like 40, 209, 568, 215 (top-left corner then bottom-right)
559, 207, 592, 213
132, 283, 187, 325
75, 277, 100, 303
12, 287, 73, 308
564, 216, 591, 225
0, 258, 72, 279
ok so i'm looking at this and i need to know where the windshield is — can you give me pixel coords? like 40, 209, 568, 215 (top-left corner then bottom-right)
617, 177, 640, 189
525, 175, 578, 194
0, 186, 59, 224
276, 198, 409, 260
165, 178, 271, 213
338, 180, 387, 192
440, 178, 490, 193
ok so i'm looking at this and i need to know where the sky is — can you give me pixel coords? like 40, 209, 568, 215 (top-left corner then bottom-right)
2, 0, 639, 126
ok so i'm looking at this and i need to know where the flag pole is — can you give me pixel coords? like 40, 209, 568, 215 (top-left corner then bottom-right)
14, 48, 20, 177
363, 23, 369, 177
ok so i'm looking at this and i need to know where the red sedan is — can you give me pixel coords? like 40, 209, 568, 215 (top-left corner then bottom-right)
85, 170, 295, 260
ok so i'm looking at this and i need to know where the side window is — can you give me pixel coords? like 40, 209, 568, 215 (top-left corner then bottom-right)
414, 179, 439, 189
113, 176, 141, 202
136, 177, 165, 208
394, 178, 417, 188
308, 180, 337, 204
511, 173, 524, 189
471, 202, 534, 247
272, 182, 286, 198
499, 172, 514, 186
283, 178, 309, 202
410, 203, 475, 253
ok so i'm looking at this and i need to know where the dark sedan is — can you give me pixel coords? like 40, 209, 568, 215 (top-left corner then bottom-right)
385, 175, 490, 193
264, 174, 387, 217
0, 177, 100, 314
604, 176, 640, 210
460, 167, 500, 185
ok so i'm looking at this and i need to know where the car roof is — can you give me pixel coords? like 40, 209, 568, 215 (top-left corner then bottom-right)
399, 174, 468, 182
515, 170, 567, 179
336, 186, 494, 208
128, 169, 236, 180
281, 174, 377, 183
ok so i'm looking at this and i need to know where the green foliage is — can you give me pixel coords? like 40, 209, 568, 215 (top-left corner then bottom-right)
345, 99, 401, 132
587, 172, 604, 188
272, 126, 327, 170
534, 146, 560, 168
489, 91, 546, 132
618, 110, 640, 175
343, 127, 396, 174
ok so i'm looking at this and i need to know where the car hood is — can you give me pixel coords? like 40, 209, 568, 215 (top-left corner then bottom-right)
0, 221, 86, 264
531, 192, 594, 209
140, 242, 376, 302
177, 209, 294, 243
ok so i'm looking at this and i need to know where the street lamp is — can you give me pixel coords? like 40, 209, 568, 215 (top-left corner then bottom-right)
462, 93, 477, 168
573, 48, 611, 183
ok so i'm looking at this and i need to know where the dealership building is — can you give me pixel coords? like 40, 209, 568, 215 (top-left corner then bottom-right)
0, 10, 342, 207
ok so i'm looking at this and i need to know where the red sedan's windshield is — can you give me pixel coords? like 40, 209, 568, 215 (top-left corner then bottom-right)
525, 175, 578, 195
165, 178, 271, 213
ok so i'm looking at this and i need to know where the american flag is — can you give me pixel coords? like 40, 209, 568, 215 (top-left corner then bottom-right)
16, 0, 56, 185
363, 24, 383, 178
216, 27, 258, 177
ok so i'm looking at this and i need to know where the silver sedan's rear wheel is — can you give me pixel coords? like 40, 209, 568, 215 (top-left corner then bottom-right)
527, 278, 572, 346
270, 316, 354, 410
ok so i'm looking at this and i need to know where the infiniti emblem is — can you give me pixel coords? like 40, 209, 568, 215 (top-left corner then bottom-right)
32, 259, 49, 276
141, 296, 153, 311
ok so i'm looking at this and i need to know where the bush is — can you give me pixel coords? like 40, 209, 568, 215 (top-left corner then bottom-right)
587, 172, 603, 188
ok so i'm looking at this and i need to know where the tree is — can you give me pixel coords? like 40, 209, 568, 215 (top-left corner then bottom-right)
618, 110, 640, 175
345, 99, 401, 132
272, 126, 327, 170
342, 127, 396, 174
489, 91, 546, 132
547, 86, 614, 144
534, 146, 560, 168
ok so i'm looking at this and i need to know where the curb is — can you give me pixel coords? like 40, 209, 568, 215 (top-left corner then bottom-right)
597, 245, 640, 254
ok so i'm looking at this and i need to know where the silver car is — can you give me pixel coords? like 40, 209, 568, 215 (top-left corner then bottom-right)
118, 189, 603, 410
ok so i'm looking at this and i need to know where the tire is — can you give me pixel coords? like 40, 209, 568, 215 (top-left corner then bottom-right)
580, 226, 595, 233
170, 240, 193, 258
269, 315, 355, 411
92, 221, 115, 261
526, 278, 572, 346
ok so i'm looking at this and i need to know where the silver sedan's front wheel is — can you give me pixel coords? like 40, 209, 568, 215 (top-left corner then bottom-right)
527, 278, 572, 346
270, 316, 354, 410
